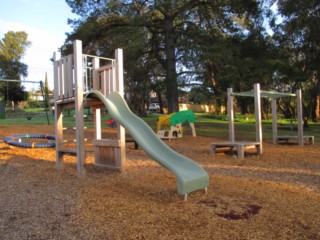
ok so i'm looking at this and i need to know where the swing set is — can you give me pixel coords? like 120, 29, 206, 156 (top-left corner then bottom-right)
0, 79, 51, 124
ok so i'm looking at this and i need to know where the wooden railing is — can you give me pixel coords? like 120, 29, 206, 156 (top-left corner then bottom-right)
53, 49, 123, 101
54, 54, 74, 100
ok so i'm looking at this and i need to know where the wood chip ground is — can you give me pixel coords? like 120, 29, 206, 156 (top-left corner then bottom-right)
0, 125, 319, 240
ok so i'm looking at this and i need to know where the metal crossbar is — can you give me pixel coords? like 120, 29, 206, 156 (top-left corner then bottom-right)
232, 90, 296, 98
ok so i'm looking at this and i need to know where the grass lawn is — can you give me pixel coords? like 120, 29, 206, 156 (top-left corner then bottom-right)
1, 111, 320, 142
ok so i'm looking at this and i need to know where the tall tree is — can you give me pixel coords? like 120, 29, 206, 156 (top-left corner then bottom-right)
44, 72, 50, 109
0, 31, 31, 106
64, 0, 272, 113
64, 0, 201, 113
190, 0, 276, 114
272, 0, 320, 120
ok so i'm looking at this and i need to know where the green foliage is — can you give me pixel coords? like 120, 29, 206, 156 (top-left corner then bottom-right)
272, 0, 320, 120
188, 86, 214, 104
199, 114, 229, 122
0, 81, 28, 102
0, 31, 31, 79
27, 99, 42, 108
0, 31, 31, 103
44, 74, 50, 109
62, 0, 320, 121
63, 0, 267, 114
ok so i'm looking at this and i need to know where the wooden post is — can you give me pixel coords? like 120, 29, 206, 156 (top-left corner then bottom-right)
53, 52, 60, 101
296, 89, 303, 146
227, 88, 235, 142
92, 57, 101, 140
74, 40, 86, 176
53, 52, 64, 170
58, 58, 64, 99
92, 57, 100, 91
272, 98, 278, 144
67, 54, 73, 98
254, 83, 263, 154
115, 48, 126, 171
63, 56, 68, 98
94, 112, 102, 141
115, 49, 124, 96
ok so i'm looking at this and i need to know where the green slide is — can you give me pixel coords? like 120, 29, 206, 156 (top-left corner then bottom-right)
86, 90, 209, 196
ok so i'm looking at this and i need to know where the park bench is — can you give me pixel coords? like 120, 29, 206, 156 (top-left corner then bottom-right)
210, 141, 262, 158
276, 135, 314, 145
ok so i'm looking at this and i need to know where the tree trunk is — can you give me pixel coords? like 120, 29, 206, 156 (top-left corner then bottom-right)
14, 101, 22, 111
316, 96, 319, 121
310, 96, 318, 122
156, 89, 164, 114
164, 17, 179, 114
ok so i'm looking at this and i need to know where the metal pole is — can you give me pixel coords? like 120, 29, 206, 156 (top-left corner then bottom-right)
40, 81, 50, 125
0, 79, 41, 84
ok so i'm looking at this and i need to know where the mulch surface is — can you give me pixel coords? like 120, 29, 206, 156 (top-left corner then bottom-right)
0, 124, 319, 240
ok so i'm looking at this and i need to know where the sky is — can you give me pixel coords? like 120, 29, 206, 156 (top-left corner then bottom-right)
0, 0, 78, 90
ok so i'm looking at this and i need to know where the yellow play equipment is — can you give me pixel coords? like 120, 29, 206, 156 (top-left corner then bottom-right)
156, 110, 196, 140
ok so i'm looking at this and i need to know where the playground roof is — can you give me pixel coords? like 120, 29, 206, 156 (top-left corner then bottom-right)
231, 90, 296, 99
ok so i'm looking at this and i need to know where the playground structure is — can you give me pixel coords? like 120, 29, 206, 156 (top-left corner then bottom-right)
210, 83, 314, 158
53, 40, 208, 198
53, 40, 125, 174
156, 110, 196, 140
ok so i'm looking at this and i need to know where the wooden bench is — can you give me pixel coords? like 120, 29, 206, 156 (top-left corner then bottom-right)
276, 135, 314, 145
210, 141, 262, 158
